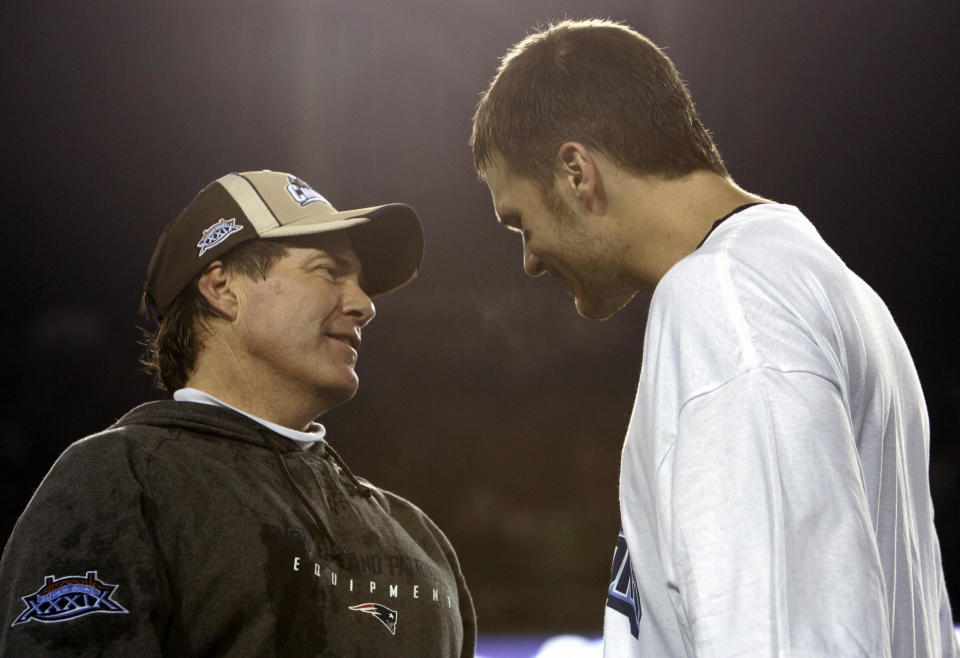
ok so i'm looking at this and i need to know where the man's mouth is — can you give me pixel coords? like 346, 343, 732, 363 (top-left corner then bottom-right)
327, 332, 361, 351
547, 268, 573, 295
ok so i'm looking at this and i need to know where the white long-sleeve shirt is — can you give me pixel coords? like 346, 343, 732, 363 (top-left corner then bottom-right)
604, 203, 957, 656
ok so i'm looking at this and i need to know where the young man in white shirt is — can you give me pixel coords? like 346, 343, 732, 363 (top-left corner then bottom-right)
472, 18, 957, 657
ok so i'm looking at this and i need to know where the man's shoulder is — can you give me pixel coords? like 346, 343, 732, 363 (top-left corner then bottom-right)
656, 203, 840, 308
55, 399, 241, 480
703, 203, 839, 279
368, 485, 457, 547
644, 204, 849, 383
368, 484, 430, 521
67, 401, 182, 456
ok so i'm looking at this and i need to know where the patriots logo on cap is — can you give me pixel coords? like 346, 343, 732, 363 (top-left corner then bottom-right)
349, 602, 398, 635
285, 174, 332, 208
11, 571, 129, 626
197, 217, 244, 256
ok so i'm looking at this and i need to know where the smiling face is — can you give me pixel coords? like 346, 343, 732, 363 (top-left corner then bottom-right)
483, 156, 638, 320
230, 231, 375, 413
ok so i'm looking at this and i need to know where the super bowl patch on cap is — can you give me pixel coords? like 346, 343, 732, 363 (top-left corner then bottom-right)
197, 218, 245, 256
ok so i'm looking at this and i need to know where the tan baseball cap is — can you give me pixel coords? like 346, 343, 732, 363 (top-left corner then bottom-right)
145, 170, 424, 315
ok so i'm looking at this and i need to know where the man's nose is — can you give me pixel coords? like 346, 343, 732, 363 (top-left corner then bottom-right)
343, 281, 376, 327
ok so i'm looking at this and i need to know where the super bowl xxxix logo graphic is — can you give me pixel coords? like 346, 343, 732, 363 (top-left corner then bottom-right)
197, 217, 244, 256
12, 571, 129, 626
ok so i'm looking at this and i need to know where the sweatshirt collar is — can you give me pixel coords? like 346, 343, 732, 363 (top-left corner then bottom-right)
173, 387, 325, 450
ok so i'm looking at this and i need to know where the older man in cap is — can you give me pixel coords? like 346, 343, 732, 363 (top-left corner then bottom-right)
0, 170, 476, 656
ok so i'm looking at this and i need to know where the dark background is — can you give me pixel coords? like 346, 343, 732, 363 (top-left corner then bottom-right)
2, 0, 957, 634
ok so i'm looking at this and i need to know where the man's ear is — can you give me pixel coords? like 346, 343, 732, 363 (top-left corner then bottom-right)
556, 142, 604, 211
196, 261, 240, 321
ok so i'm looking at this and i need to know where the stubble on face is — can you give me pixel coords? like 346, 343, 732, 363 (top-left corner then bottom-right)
234, 238, 368, 411
541, 187, 638, 321
573, 276, 638, 320
486, 157, 638, 321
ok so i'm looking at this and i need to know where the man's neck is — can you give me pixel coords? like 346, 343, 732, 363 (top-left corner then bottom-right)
185, 350, 331, 431
615, 171, 768, 287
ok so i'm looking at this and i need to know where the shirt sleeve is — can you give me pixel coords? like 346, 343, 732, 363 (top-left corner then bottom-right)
664, 367, 891, 657
0, 433, 170, 656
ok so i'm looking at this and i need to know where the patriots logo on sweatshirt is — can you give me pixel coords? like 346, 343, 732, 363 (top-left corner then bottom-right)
349, 602, 398, 635
11, 571, 129, 626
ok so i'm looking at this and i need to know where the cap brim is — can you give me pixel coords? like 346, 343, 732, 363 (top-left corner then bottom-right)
259, 202, 424, 297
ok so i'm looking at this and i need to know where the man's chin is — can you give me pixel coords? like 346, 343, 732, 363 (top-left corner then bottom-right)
574, 290, 637, 321
317, 375, 360, 412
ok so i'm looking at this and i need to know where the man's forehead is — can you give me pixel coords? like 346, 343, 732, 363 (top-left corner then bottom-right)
483, 159, 540, 227
481, 155, 510, 192
482, 158, 519, 215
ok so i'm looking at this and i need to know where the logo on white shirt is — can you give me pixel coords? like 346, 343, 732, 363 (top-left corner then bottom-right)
606, 530, 642, 638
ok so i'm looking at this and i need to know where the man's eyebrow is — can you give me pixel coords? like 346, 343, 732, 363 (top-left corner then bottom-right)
303, 252, 360, 273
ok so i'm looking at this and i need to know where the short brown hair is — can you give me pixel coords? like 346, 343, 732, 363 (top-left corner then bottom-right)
139, 239, 290, 391
471, 19, 727, 188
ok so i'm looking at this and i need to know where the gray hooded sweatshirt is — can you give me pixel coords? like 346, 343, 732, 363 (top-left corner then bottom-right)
0, 401, 475, 656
